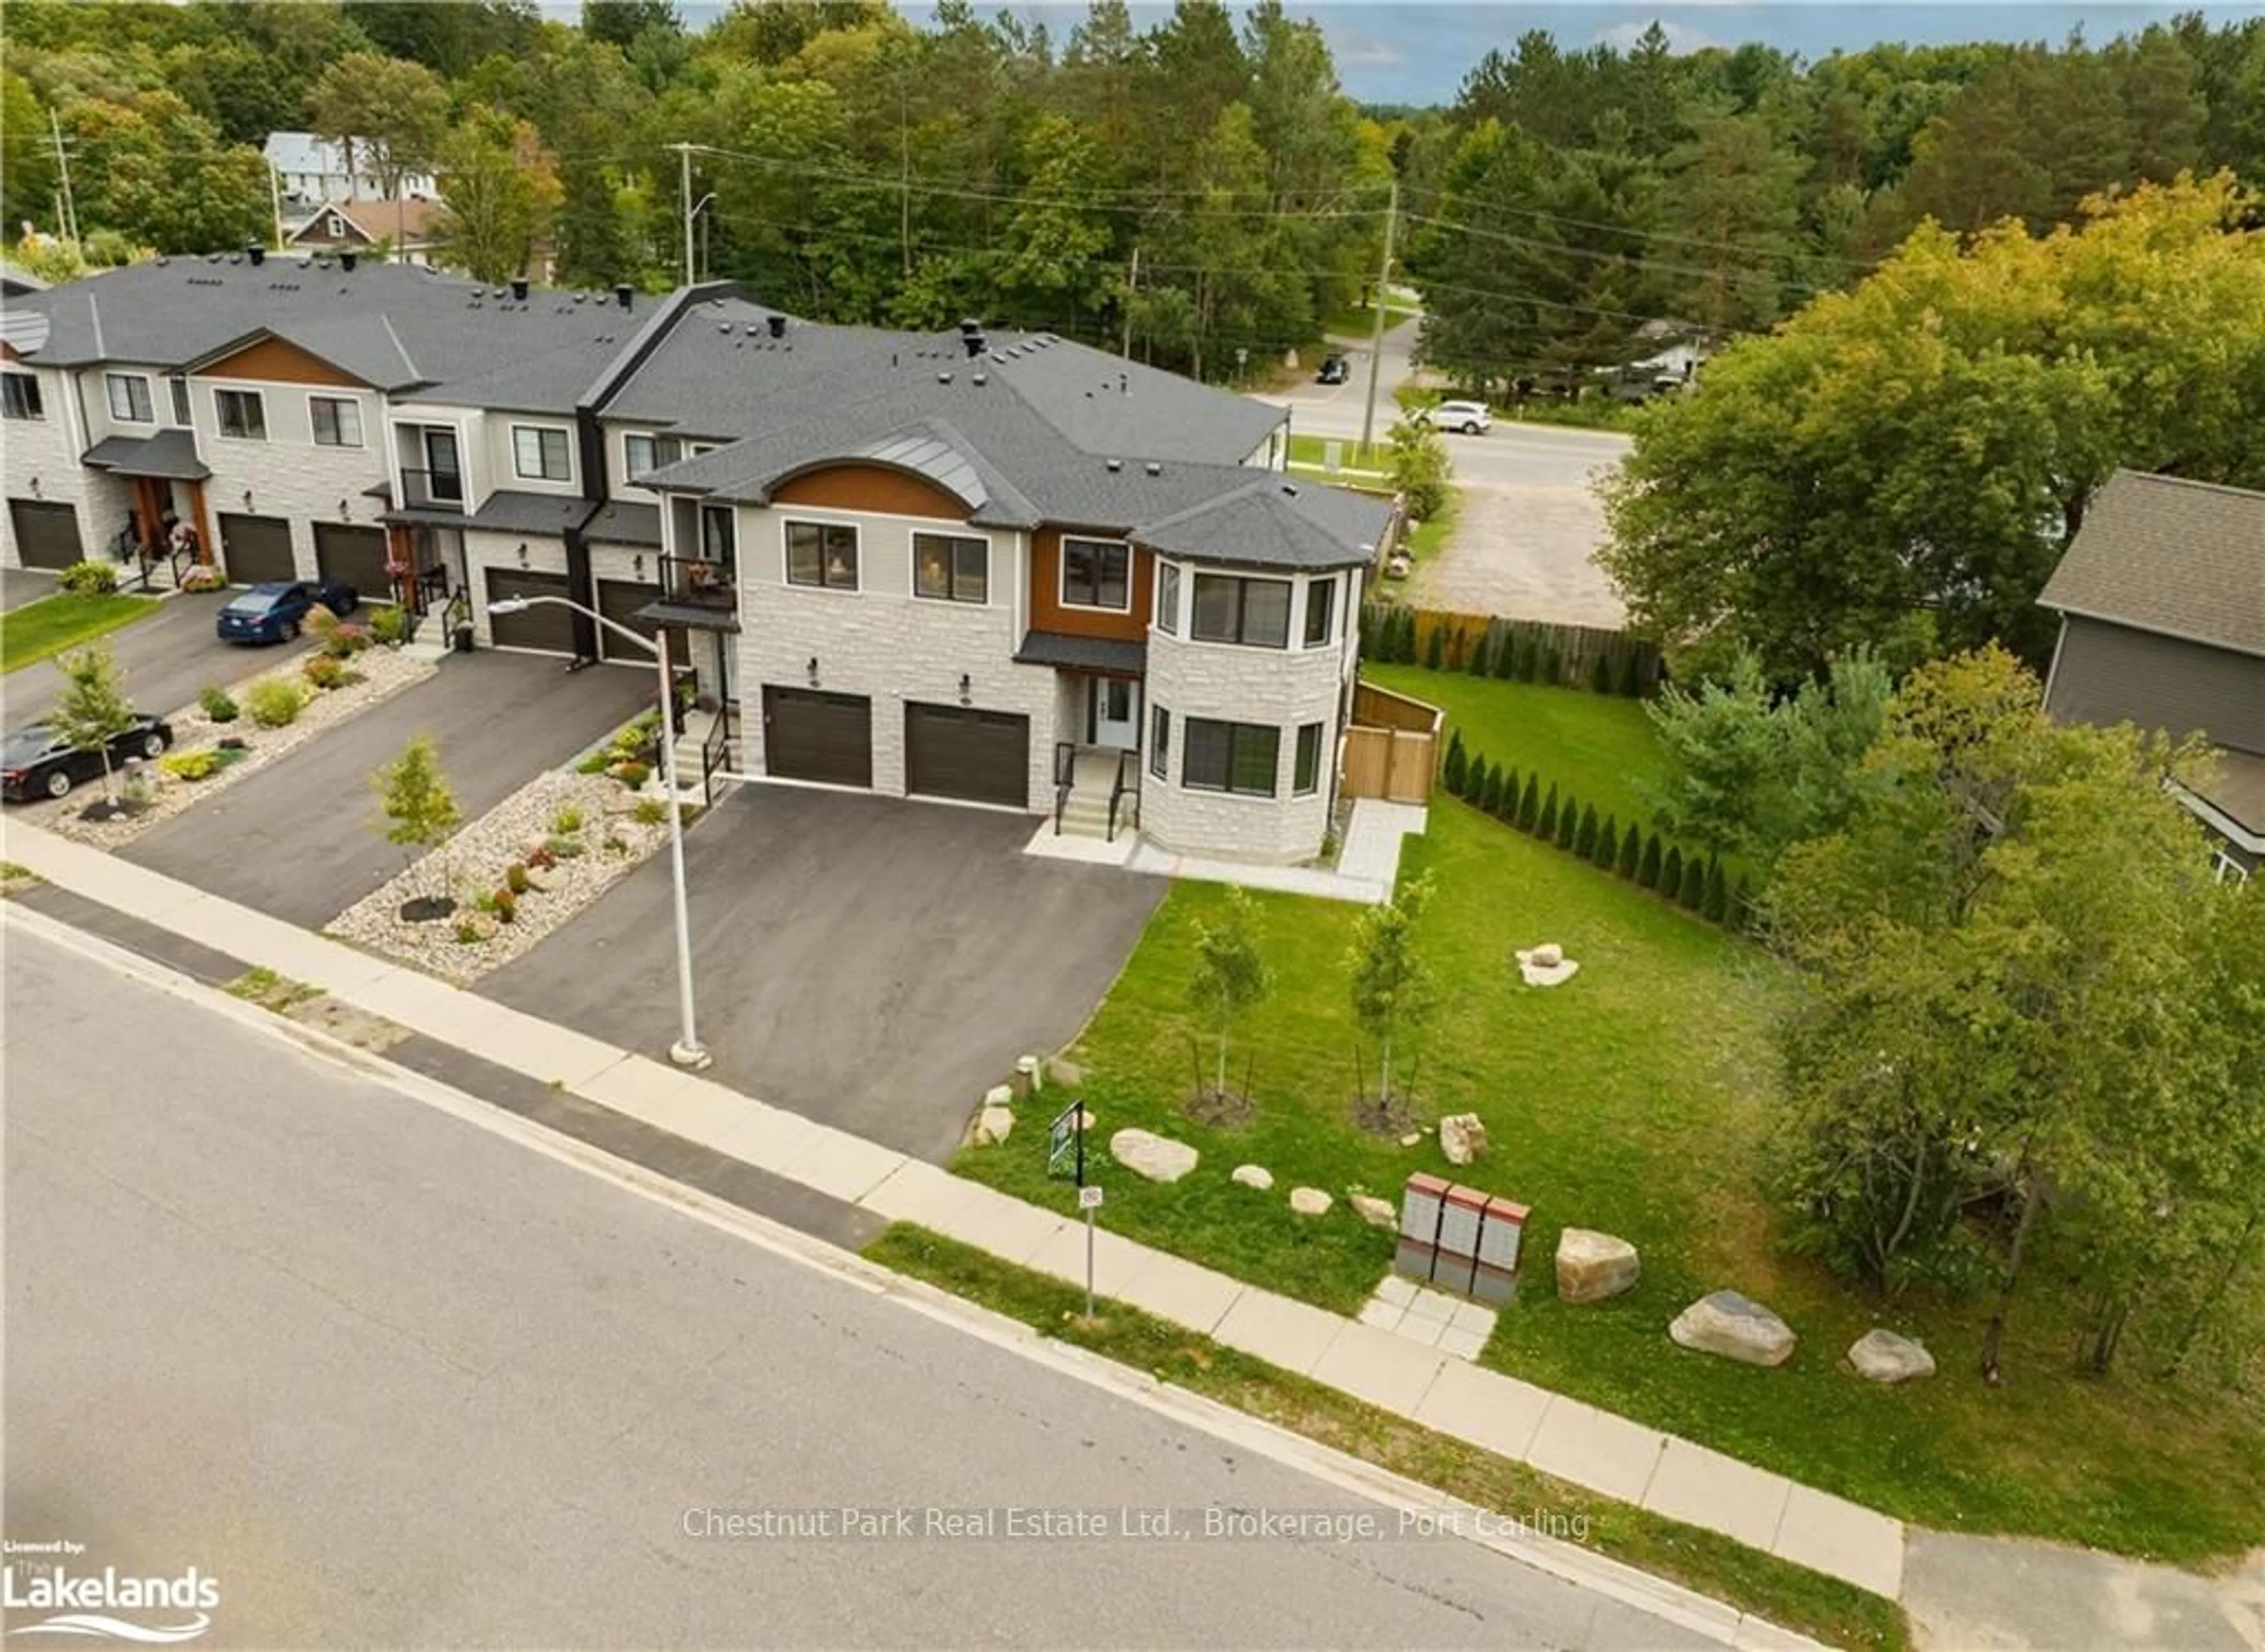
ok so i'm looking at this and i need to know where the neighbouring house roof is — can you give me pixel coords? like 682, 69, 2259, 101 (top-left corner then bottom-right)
1, 258, 48, 295
2196, 747, 2265, 839
262, 132, 435, 193
287, 197, 446, 248
584, 500, 662, 547
83, 429, 211, 481
2038, 470, 2265, 659
1014, 632, 1148, 675
461, 491, 593, 538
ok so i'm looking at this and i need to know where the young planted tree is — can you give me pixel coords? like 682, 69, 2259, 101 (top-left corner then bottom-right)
1639, 834, 1665, 889
372, 734, 463, 921
1476, 760, 1501, 815
1442, 729, 1468, 794
1662, 845, 1686, 901
1679, 850, 1709, 909
1187, 887, 1270, 1104
1555, 792, 1581, 850
1703, 856, 1730, 924
1465, 626, 1492, 675
1517, 774, 1542, 832
1591, 652, 1613, 694
1492, 629, 1519, 679
1595, 814, 1619, 871
1537, 782, 1561, 842
49, 644, 138, 808
1574, 802, 1600, 859
1496, 766, 1520, 820
1348, 873, 1435, 1109
1424, 623, 1446, 671
1617, 821, 1643, 879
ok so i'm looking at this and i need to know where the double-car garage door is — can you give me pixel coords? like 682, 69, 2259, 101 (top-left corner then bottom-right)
8, 500, 83, 569
760, 689, 1028, 807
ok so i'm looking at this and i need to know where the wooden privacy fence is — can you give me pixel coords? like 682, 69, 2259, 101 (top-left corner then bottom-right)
1363, 603, 1663, 698
1343, 681, 1442, 803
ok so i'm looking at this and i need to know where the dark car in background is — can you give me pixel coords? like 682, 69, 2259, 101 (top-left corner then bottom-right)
1316, 353, 1350, 385
2, 715, 175, 802
216, 579, 357, 645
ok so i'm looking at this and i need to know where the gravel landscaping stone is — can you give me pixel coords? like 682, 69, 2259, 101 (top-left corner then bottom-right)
14, 645, 434, 850
327, 769, 672, 984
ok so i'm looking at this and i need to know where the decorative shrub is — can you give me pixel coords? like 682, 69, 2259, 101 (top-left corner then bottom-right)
1662, 845, 1686, 902
1574, 803, 1599, 860
1616, 822, 1643, 879
1702, 857, 1729, 924
526, 845, 559, 871
576, 751, 610, 776
1591, 653, 1613, 694
1679, 851, 1708, 910
1423, 625, 1445, 671
546, 833, 586, 859
162, 749, 221, 781
197, 685, 239, 723
302, 654, 346, 690
310, 609, 372, 658
493, 887, 518, 923
1441, 730, 1467, 795
552, 804, 585, 835
368, 605, 408, 646
604, 833, 631, 856
1594, 815, 1619, 870
1619, 651, 1644, 697
1493, 630, 1518, 679
179, 565, 225, 593
633, 797, 669, 826
505, 862, 531, 895
1639, 834, 1664, 889
613, 760, 651, 790
1537, 782, 1560, 842
245, 676, 307, 728
1731, 875, 1757, 932
60, 559, 119, 596
1517, 774, 1541, 832
1463, 629, 1491, 676
455, 919, 484, 945
1555, 793, 1580, 850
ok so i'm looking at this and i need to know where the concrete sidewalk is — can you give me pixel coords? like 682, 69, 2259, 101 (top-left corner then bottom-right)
1, 819, 1903, 1608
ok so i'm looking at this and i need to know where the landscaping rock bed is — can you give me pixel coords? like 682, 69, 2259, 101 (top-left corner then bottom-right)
327, 769, 671, 983
21, 645, 435, 849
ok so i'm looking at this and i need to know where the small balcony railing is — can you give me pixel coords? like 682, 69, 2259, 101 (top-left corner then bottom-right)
660, 553, 737, 610
398, 468, 466, 512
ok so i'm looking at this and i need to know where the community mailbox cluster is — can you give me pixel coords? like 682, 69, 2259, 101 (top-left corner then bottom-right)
1396, 1173, 1528, 1304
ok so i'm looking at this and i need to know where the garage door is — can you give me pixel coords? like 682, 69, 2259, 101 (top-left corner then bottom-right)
313, 523, 392, 602
905, 702, 1030, 808
484, 568, 577, 653
8, 500, 83, 569
218, 513, 296, 584
596, 577, 688, 668
762, 686, 871, 789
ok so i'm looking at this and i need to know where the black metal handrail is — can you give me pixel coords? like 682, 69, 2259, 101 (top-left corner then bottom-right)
1107, 748, 1137, 841
659, 553, 737, 609
699, 705, 730, 806
1052, 741, 1076, 836
398, 468, 466, 511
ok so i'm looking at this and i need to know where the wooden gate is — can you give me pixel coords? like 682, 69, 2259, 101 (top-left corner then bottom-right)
1341, 682, 1442, 803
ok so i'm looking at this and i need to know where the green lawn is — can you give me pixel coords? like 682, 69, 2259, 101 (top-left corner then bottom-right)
871, 1224, 1909, 1652
0, 591, 159, 674
1365, 664, 1663, 831
1286, 431, 1386, 474
957, 767, 2265, 1561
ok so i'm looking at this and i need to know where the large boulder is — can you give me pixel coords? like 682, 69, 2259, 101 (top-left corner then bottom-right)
1555, 1229, 1640, 1303
1350, 1193, 1397, 1230
1848, 1329, 1936, 1384
972, 1106, 1015, 1147
1439, 1113, 1489, 1166
1230, 1164, 1275, 1191
1289, 1187, 1333, 1217
1110, 1128, 1198, 1184
1669, 1290, 1797, 1368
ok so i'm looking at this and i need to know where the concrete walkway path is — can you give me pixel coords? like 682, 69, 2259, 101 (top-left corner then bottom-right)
1, 819, 1902, 1610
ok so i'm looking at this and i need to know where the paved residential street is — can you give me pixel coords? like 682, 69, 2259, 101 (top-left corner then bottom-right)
3, 921, 1706, 1649
120, 651, 649, 927
481, 786, 1165, 1162
4, 592, 242, 727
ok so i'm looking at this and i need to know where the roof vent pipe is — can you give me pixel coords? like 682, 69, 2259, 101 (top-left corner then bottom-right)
340, 251, 357, 272
1105, 459, 1122, 473
1145, 462, 1161, 477
511, 277, 529, 301
960, 316, 986, 357
767, 314, 787, 339
1119, 373, 1130, 394
247, 244, 265, 266
613, 283, 633, 310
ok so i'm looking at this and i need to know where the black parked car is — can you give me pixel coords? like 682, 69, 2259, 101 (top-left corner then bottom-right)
216, 579, 358, 645
1, 715, 175, 802
1316, 353, 1350, 385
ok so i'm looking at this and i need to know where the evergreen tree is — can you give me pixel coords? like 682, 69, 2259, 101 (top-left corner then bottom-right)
1538, 781, 1560, 841
1465, 626, 1492, 675
1493, 628, 1519, 679
1516, 634, 1539, 681
1591, 652, 1613, 695
1703, 856, 1730, 924
1442, 729, 1468, 795
1595, 814, 1620, 870
1619, 649, 1644, 697
1617, 818, 1643, 879
1541, 646, 1562, 685
1476, 759, 1501, 814
1640, 835, 1665, 889
1556, 793, 1581, 849
1660, 844, 1686, 904
1518, 774, 1542, 832
1496, 766, 1520, 820
1424, 622, 1445, 671
1730, 874, 1755, 931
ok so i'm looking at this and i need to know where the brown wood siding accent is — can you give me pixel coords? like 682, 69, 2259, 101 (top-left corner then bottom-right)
2047, 615, 2265, 756
1029, 528, 1153, 642
195, 335, 365, 388
772, 464, 966, 519
1, 341, 19, 362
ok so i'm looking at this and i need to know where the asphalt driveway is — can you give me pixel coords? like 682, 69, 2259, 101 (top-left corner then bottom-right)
480, 787, 1167, 1161
5, 592, 245, 728
2, 568, 57, 611
123, 652, 651, 927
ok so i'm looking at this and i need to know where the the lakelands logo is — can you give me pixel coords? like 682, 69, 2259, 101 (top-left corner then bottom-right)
3, 1542, 219, 1643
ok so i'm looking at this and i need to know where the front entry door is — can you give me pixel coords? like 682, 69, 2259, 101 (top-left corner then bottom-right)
1091, 676, 1139, 750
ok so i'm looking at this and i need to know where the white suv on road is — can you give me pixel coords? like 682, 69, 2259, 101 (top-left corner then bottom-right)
1427, 399, 1492, 435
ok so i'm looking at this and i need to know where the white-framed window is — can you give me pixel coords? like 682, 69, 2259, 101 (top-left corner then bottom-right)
1155, 560, 1181, 635
1, 373, 42, 421
106, 373, 155, 423
1149, 705, 1170, 780
512, 425, 572, 481
2216, 848, 2253, 885
698, 503, 736, 561
1294, 721, 1325, 796
625, 433, 684, 481
309, 395, 363, 448
1303, 576, 1336, 646
913, 533, 988, 604
215, 387, 267, 441
1183, 718, 1279, 797
1191, 572, 1292, 648
785, 519, 858, 590
1060, 536, 1130, 610
167, 375, 192, 426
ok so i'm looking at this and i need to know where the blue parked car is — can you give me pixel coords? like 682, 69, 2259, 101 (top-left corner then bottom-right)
216, 579, 358, 645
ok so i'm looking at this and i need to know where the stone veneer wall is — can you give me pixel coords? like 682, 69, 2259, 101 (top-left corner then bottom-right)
1, 367, 131, 567
1141, 625, 1345, 863
193, 382, 388, 582
462, 528, 570, 648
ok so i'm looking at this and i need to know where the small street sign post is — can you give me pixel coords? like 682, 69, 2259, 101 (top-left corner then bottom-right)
1078, 1184, 1103, 1316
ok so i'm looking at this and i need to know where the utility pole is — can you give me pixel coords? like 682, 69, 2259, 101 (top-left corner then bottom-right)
1120, 245, 1140, 358
1357, 176, 1399, 463
670, 142, 695, 288
51, 107, 80, 245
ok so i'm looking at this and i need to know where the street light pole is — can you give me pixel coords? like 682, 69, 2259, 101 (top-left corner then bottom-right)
487, 594, 709, 1070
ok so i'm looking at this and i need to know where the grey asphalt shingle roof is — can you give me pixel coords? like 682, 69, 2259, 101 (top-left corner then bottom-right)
1014, 632, 1148, 674
585, 500, 662, 547
1134, 478, 1392, 570
2039, 471, 2265, 658
84, 429, 211, 481
461, 491, 594, 538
